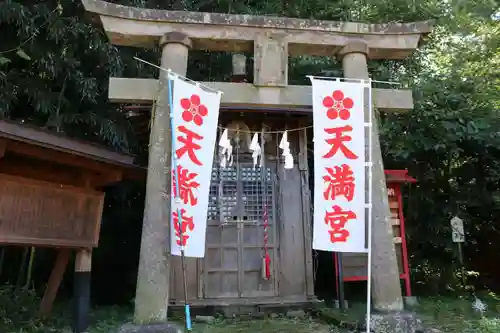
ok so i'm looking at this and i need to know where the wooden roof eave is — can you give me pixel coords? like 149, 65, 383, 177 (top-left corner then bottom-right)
0, 120, 146, 183
385, 169, 417, 183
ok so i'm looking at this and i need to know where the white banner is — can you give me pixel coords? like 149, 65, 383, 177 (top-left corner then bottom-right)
311, 79, 366, 253
170, 76, 221, 258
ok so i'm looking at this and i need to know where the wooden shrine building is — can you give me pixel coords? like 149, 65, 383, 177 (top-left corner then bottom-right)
0, 119, 143, 331
81, 0, 433, 322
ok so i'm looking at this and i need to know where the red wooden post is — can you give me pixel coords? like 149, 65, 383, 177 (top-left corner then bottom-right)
395, 184, 412, 296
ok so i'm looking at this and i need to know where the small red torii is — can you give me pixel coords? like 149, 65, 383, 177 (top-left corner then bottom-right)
334, 169, 417, 297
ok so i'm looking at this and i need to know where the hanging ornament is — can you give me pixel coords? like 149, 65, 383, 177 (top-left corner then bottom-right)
260, 129, 271, 281
284, 154, 294, 169
249, 132, 261, 169
279, 130, 289, 151
279, 130, 294, 169
261, 203, 271, 280
219, 128, 233, 168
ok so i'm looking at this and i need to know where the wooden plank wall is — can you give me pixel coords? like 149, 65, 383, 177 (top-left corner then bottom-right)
277, 164, 307, 297
0, 174, 104, 248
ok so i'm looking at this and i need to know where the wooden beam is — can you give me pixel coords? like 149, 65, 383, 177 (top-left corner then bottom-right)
0, 152, 130, 190
109, 78, 413, 112
39, 249, 71, 317
391, 218, 401, 226
0, 139, 6, 159
7, 140, 124, 177
0, 119, 135, 166
0, 155, 83, 187
74, 249, 92, 333
82, 170, 123, 188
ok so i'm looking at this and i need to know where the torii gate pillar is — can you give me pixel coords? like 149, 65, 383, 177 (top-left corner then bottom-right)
134, 32, 191, 324
339, 41, 404, 311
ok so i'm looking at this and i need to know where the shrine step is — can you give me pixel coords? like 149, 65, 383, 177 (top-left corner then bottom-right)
168, 297, 320, 319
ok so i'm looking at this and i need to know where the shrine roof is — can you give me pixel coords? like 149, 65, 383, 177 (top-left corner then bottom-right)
0, 119, 139, 169
385, 170, 417, 183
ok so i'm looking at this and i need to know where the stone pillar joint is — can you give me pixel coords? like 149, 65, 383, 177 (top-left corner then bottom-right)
159, 31, 192, 49
338, 40, 369, 58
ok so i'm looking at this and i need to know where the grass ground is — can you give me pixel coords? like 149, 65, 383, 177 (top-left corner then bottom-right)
3, 306, 337, 333
191, 317, 335, 333
317, 294, 500, 332
2, 285, 500, 333
416, 296, 500, 332
0, 284, 337, 333
87, 308, 337, 333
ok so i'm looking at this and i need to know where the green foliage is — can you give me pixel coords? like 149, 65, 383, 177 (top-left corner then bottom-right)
0, 1, 135, 151
0, 285, 134, 333
0, 0, 498, 307
379, 3, 500, 291
477, 318, 500, 333
0, 285, 49, 332
416, 296, 500, 332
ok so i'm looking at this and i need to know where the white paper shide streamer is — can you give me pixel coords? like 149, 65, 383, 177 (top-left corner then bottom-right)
218, 128, 233, 168
249, 133, 262, 169
170, 76, 222, 258
279, 131, 294, 169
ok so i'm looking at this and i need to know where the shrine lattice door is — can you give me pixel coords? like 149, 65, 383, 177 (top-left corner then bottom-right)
204, 156, 278, 298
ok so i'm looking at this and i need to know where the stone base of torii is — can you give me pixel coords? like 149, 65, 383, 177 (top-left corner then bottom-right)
81, 1, 433, 332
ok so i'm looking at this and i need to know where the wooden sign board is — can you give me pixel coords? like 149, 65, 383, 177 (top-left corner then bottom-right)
0, 174, 104, 248
451, 216, 465, 243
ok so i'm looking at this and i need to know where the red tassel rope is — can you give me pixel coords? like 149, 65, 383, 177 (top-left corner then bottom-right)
263, 204, 271, 280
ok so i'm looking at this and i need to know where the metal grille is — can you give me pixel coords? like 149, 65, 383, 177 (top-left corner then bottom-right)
208, 163, 274, 224
241, 166, 273, 222
220, 166, 238, 222
208, 168, 219, 220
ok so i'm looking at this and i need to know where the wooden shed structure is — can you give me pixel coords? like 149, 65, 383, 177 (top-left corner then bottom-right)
0, 119, 143, 331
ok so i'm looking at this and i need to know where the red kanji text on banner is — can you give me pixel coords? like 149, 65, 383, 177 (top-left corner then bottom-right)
170, 78, 221, 258
311, 79, 366, 253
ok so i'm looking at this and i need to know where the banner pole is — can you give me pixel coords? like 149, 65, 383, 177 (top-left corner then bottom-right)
366, 79, 373, 333
167, 74, 192, 331
337, 253, 346, 309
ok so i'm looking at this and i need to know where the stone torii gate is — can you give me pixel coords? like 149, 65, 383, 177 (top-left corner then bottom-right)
82, 0, 432, 326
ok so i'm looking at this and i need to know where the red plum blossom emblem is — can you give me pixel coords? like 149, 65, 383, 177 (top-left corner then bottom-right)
322, 90, 354, 120
181, 94, 208, 126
